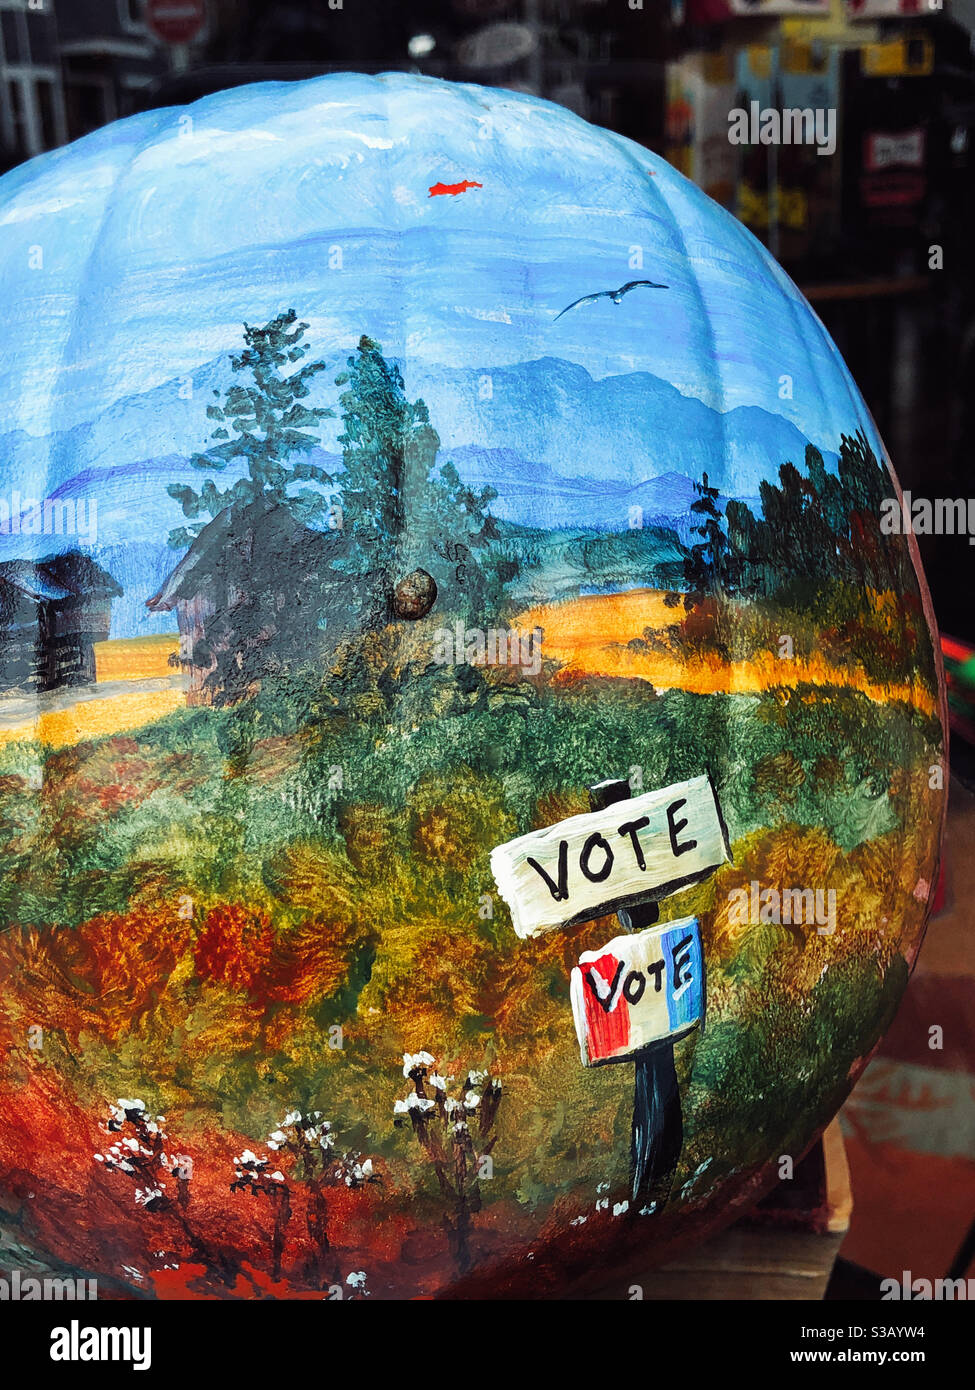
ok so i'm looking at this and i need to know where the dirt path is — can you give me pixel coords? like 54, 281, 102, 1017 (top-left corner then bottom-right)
0, 675, 188, 748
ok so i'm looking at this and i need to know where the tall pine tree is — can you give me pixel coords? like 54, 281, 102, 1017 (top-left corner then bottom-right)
333, 336, 499, 620
167, 309, 335, 547
684, 472, 740, 600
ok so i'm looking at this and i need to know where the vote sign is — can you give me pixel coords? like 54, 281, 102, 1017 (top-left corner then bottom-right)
490, 774, 729, 939
570, 917, 704, 1066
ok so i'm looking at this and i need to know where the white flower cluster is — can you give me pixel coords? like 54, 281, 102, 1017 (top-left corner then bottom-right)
93, 1099, 177, 1208
94, 1134, 155, 1174
393, 1053, 499, 1140
443, 1090, 481, 1136
105, 1098, 166, 1137
232, 1148, 285, 1190
393, 1092, 436, 1116
135, 1185, 166, 1208
267, 1110, 332, 1153
160, 1152, 193, 1181
331, 1154, 375, 1188
402, 1051, 435, 1078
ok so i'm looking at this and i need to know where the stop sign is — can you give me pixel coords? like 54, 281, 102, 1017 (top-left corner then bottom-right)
146, 0, 206, 45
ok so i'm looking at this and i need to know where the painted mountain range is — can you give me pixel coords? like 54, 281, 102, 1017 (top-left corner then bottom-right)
0, 355, 838, 637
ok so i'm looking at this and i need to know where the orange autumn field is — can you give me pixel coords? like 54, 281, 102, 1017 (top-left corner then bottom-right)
515, 589, 938, 716
0, 592, 937, 754
93, 633, 180, 681
0, 634, 182, 749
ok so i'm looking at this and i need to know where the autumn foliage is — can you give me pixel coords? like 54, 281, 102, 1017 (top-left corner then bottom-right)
193, 904, 275, 992
0, 905, 190, 1043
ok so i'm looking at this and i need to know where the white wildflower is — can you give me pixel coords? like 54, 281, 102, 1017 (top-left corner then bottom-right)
402, 1050, 435, 1077
134, 1185, 164, 1207
394, 1093, 435, 1114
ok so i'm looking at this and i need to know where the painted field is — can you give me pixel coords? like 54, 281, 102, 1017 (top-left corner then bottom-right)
0, 636, 184, 749
94, 634, 180, 682
0, 687, 186, 749
516, 589, 938, 716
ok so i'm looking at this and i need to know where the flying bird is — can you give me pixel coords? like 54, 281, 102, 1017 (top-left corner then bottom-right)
554, 279, 668, 322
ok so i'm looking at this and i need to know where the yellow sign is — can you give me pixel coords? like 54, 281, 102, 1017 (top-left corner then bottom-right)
862, 36, 934, 78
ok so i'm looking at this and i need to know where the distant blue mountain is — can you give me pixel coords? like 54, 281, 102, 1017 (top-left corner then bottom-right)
421, 358, 837, 497
444, 449, 751, 540
0, 354, 839, 637
0, 353, 839, 505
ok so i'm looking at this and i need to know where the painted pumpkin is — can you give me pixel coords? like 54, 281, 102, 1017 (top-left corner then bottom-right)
0, 73, 944, 1300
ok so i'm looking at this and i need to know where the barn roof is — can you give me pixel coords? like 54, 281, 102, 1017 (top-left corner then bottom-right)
147, 499, 343, 612
0, 553, 121, 603
146, 507, 235, 613
0, 562, 70, 602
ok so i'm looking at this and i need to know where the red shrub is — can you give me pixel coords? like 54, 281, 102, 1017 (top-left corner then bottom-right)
194, 905, 275, 993
266, 915, 368, 1005
1, 905, 192, 1043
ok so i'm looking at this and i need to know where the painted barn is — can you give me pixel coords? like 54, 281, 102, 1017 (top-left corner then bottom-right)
147, 500, 346, 705
0, 552, 121, 691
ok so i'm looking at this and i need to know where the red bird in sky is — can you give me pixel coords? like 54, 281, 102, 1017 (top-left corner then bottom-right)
429, 179, 483, 198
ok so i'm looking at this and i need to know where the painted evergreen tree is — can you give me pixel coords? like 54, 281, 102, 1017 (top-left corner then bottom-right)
332, 335, 500, 621
683, 471, 740, 600
167, 309, 335, 547
160, 320, 509, 703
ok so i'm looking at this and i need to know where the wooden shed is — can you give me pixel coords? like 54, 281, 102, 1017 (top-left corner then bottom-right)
0, 552, 121, 691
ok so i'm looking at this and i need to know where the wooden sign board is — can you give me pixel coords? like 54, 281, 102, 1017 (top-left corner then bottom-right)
490, 774, 730, 939
570, 917, 704, 1066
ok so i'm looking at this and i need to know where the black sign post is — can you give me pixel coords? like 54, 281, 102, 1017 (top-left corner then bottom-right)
590, 778, 686, 1205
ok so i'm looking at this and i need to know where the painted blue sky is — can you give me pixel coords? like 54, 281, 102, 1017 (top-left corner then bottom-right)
0, 69, 878, 487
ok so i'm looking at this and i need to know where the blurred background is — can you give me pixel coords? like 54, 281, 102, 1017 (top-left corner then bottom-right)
1, 0, 972, 1299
